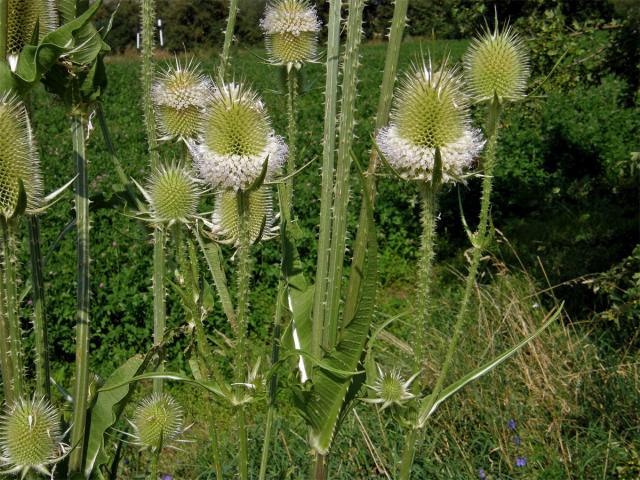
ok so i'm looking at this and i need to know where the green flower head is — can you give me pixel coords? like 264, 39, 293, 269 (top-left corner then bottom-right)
260, 0, 322, 67
0, 93, 43, 218
0, 397, 66, 478
364, 366, 418, 410
464, 21, 530, 102
130, 393, 185, 450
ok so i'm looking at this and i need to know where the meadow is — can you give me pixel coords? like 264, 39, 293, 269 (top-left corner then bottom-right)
16, 31, 639, 479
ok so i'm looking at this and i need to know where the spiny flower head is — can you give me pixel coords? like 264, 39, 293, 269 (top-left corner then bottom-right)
376, 59, 485, 183
0, 397, 66, 478
188, 82, 287, 191
130, 393, 184, 450
152, 59, 212, 140
139, 162, 203, 226
7, 0, 57, 63
464, 22, 529, 102
0, 93, 43, 218
260, 0, 321, 66
210, 186, 277, 245
365, 366, 418, 410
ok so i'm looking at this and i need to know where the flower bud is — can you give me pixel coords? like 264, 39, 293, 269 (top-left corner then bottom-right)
0, 397, 65, 477
260, 0, 321, 66
0, 93, 43, 218
464, 23, 530, 102
152, 59, 212, 140
189, 83, 287, 191
376, 60, 484, 183
131, 393, 184, 450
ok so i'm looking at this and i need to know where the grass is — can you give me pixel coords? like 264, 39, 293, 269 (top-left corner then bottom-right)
19, 39, 640, 478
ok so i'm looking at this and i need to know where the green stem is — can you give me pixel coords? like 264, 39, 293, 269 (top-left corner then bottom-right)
311, 0, 341, 361
398, 428, 418, 480
312, 453, 327, 480
323, 0, 365, 350
284, 68, 298, 220
28, 216, 50, 400
238, 407, 249, 480
141, 0, 159, 168
0, 250, 13, 404
218, 0, 238, 81
210, 423, 223, 480
0, 0, 7, 59
152, 227, 166, 393
1, 218, 23, 399
69, 105, 90, 475
150, 443, 162, 480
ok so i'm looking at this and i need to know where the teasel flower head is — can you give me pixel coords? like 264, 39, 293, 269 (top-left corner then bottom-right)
136, 161, 203, 227
7, 0, 57, 70
376, 59, 485, 183
209, 186, 278, 245
464, 21, 529, 103
152, 59, 213, 140
364, 366, 419, 410
260, 0, 322, 67
129, 393, 185, 450
0, 397, 67, 478
188, 82, 287, 191
0, 92, 43, 218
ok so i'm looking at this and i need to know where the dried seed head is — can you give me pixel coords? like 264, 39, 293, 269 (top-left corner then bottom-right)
464, 23, 529, 102
131, 393, 184, 450
377, 60, 484, 183
0, 93, 43, 218
211, 186, 277, 245
188, 83, 287, 191
7, 0, 57, 57
144, 162, 202, 226
152, 59, 212, 140
0, 397, 65, 477
260, 0, 321, 66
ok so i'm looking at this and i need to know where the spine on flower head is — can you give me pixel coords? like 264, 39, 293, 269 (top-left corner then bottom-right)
130, 393, 185, 450
260, 0, 322, 67
188, 82, 287, 191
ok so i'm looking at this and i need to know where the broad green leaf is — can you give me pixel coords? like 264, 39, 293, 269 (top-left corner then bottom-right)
297, 169, 378, 454
417, 303, 564, 426
84, 353, 150, 477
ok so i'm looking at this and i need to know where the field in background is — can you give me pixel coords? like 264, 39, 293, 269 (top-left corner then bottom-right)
24, 39, 640, 478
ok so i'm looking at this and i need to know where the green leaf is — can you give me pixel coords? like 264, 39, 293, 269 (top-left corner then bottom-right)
84, 353, 150, 476
297, 172, 378, 454
417, 303, 564, 426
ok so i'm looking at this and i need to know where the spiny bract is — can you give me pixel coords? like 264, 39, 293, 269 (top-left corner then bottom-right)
464, 22, 530, 102
377, 60, 485, 183
152, 59, 212, 140
7, 0, 57, 58
0, 397, 65, 478
188, 82, 287, 191
130, 393, 184, 450
0, 93, 43, 218
211, 186, 277, 245
143, 162, 202, 226
260, 0, 322, 66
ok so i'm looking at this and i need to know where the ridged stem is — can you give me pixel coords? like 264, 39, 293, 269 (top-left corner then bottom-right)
313, 452, 327, 480
210, 423, 223, 480
150, 439, 162, 480
344, 0, 409, 322
0, 0, 7, 59
218, 0, 238, 81
398, 428, 418, 480
69, 104, 90, 475
28, 216, 50, 400
141, 0, 159, 168
1, 218, 23, 400
323, 0, 365, 349
311, 0, 341, 361
152, 227, 166, 393
0, 248, 13, 404
235, 191, 251, 480
284, 68, 298, 220
399, 98, 503, 479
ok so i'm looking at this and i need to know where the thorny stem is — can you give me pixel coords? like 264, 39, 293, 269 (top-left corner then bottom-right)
399, 98, 504, 479
150, 440, 162, 480
0, 246, 13, 404
210, 423, 223, 480
141, 0, 159, 168
311, 0, 341, 361
152, 227, 166, 393
0, 0, 7, 59
398, 428, 418, 480
28, 216, 51, 400
238, 407, 249, 480
218, 0, 238, 81
1, 217, 23, 400
69, 103, 90, 475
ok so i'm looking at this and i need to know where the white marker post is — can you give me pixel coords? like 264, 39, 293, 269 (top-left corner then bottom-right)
158, 19, 164, 47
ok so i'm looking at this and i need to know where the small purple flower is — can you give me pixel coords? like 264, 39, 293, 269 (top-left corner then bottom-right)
161, 475, 173, 480
513, 435, 521, 446
27, 299, 33, 306
478, 468, 487, 479
516, 456, 527, 468
507, 419, 517, 431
